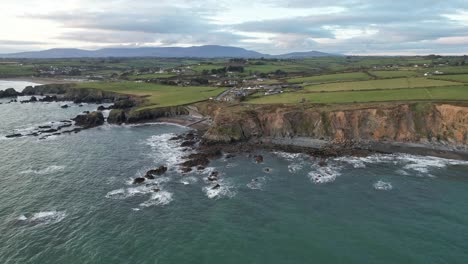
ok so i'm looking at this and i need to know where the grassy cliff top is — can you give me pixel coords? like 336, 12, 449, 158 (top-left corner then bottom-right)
75, 81, 225, 110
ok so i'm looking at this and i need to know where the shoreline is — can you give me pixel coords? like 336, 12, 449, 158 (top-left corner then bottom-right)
1, 77, 80, 85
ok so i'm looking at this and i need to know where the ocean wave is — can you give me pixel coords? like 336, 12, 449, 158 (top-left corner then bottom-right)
373, 181, 393, 191
18, 211, 66, 226
145, 133, 192, 167
203, 180, 236, 199
272, 151, 306, 161
246, 177, 266, 190
288, 163, 304, 173
335, 154, 468, 175
20, 165, 65, 175
180, 176, 199, 185
308, 166, 341, 184
139, 190, 173, 207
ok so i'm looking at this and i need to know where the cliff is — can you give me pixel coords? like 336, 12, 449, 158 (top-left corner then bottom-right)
201, 103, 468, 151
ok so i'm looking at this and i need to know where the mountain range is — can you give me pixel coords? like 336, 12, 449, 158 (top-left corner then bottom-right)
0, 45, 339, 59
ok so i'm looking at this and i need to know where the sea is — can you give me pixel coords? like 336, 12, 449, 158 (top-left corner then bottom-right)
1, 80, 468, 264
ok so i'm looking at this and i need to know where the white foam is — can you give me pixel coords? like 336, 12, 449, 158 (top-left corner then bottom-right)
145, 133, 192, 167
246, 177, 266, 190
272, 151, 304, 161
21, 211, 67, 226
203, 180, 236, 199
335, 154, 468, 175
288, 163, 303, 173
20, 165, 65, 175
139, 190, 173, 207
308, 166, 341, 184
374, 181, 393, 191
180, 176, 198, 185
17, 215, 27, 221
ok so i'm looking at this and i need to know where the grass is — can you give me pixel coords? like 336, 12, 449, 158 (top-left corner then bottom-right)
369, 70, 419, 78
430, 74, 468, 83
0, 64, 36, 77
246, 86, 468, 104
304, 77, 460, 92
127, 73, 177, 80
75, 81, 225, 109
286, 72, 371, 84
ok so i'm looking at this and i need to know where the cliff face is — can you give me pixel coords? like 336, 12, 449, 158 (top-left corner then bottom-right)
203, 103, 468, 147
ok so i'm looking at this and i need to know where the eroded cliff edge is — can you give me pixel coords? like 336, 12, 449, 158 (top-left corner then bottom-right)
198, 102, 468, 159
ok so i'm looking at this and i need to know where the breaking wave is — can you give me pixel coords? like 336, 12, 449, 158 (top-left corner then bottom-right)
18, 211, 66, 226
139, 190, 173, 207
373, 181, 393, 191
246, 177, 266, 190
308, 166, 341, 184
20, 165, 65, 175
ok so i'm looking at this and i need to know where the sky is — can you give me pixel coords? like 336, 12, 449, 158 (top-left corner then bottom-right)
1, 0, 468, 55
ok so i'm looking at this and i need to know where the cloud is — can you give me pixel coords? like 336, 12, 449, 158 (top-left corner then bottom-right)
1, 0, 467, 54
0, 40, 46, 45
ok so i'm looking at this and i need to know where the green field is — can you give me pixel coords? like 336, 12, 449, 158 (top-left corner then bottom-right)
430, 74, 468, 83
127, 73, 177, 80
75, 81, 225, 109
247, 86, 468, 104
0, 64, 36, 77
369, 70, 419, 78
304, 77, 460, 92
287, 72, 371, 84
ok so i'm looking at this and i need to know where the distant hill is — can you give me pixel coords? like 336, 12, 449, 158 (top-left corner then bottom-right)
0, 45, 339, 59
276, 50, 341, 58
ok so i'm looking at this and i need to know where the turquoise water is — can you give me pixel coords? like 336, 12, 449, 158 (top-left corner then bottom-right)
1, 88, 468, 263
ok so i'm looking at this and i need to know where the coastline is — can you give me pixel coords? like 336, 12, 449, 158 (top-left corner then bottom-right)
157, 117, 468, 161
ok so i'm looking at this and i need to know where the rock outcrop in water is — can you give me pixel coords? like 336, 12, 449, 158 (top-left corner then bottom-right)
0, 88, 21, 98
73, 111, 104, 128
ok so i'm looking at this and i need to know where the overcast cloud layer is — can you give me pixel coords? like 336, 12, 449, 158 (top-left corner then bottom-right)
1, 0, 468, 55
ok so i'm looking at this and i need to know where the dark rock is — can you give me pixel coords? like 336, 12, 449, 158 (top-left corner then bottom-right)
180, 156, 210, 168
5, 133, 22, 138
57, 123, 72, 130
61, 104, 69, 109
208, 171, 219, 181
181, 140, 196, 147
144, 174, 155, 180
78, 104, 83, 107
169, 135, 184, 141
60, 120, 72, 123
73, 111, 104, 128
107, 109, 127, 124
30, 96, 37, 102
152, 188, 160, 192
97, 105, 108, 111
39, 129, 58, 133
1, 88, 20, 98
133, 177, 145, 184
318, 159, 327, 167
145, 166, 168, 178
40, 95, 57, 102
83, 111, 90, 114
197, 166, 205, 170
225, 154, 236, 159
181, 167, 193, 173
112, 99, 135, 109
212, 184, 221, 190
254, 155, 264, 163
38, 125, 52, 129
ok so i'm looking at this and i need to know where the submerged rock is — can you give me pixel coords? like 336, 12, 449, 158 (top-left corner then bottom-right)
5, 133, 22, 138
133, 177, 145, 184
212, 184, 221, 190
254, 155, 264, 163
61, 104, 69, 109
